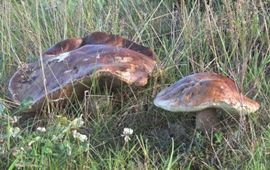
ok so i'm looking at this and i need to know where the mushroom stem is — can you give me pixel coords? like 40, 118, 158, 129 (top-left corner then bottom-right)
196, 108, 218, 131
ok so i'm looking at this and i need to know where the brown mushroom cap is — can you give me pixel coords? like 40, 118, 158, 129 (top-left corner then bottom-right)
82, 32, 155, 59
43, 38, 83, 56
9, 33, 156, 112
154, 72, 260, 114
43, 32, 155, 59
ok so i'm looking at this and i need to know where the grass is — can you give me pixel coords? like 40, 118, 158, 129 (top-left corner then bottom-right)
0, 0, 269, 169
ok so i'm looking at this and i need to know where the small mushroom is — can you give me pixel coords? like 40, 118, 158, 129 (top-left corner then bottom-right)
154, 72, 260, 131
9, 33, 156, 112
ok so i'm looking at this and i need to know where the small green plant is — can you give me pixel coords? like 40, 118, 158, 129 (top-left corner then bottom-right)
17, 97, 33, 113
214, 131, 223, 144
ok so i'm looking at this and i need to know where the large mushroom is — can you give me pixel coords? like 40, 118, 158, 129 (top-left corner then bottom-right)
154, 72, 260, 131
9, 32, 156, 112
43, 31, 154, 59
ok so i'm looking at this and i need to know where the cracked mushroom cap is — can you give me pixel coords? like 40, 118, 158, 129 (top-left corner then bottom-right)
154, 72, 260, 114
9, 34, 156, 112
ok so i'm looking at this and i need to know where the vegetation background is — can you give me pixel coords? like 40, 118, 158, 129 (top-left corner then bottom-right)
0, 0, 269, 169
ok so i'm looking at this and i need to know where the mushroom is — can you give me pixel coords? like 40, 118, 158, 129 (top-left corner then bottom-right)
9, 33, 156, 112
154, 72, 260, 131
43, 31, 155, 59
43, 38, 83, 56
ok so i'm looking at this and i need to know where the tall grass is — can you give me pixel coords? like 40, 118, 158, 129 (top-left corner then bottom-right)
0, 0, 269, 169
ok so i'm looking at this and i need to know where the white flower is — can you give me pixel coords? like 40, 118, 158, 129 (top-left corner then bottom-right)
121, 128, 134, 142
72, 130, 88, 142
52, 135, 58, 141
10, 127, 21, 138
11, 147, 25, 156
66, 143, 72, 156
11, 116, 20, 124
28, 136, 41, 146
122, 128, 134, 135
70, 115, 84, 128
36, 127, 46, 132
